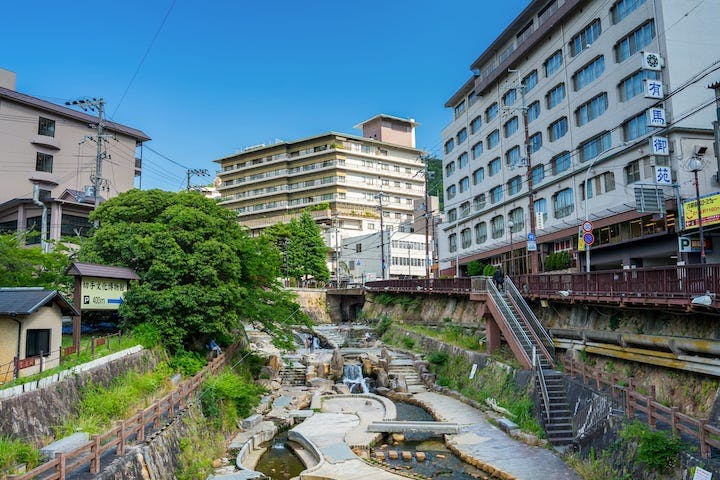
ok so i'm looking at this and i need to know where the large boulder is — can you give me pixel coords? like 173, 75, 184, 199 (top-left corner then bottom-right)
329, 349, 344, 380
376, 369, 389, 388
333, 383, 351, 395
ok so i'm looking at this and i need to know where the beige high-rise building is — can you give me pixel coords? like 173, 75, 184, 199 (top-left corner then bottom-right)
0, 68, 150, 245
214, 114, 427, 279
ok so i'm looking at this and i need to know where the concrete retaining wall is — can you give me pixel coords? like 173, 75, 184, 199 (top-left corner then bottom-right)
0, 346, 157, 446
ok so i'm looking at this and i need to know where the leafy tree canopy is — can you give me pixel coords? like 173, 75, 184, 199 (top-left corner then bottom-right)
78, 189, 309, 351
0, 234, 72, 291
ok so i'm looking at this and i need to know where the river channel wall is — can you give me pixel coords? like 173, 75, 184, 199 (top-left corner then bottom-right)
0, 347, 159, 446
291, 288, 332, 324
362, 293, 484, 327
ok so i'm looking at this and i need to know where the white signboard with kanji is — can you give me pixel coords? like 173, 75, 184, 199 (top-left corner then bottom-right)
655, 166, 672, 185
647, 107, 667, 127
645, 78, 663, 99
650, 136, 670, 156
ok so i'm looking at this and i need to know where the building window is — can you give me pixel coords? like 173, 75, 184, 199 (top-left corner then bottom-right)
623, 111, 650, 141
475, 222, 487, 244
38, 117, 55, 137
534, 198, 548, 222
573, 56, 605, 90
26, 329, 51, 357
503, 89, 517, 106
449, 233, 457, 253
491, 215, 505, 239
460, 201, 471, 217
488, 157, 501, 176
61, 214, 93, 237
472, 141, 483, 159
570, 19, 602, 56
504, 117, 519, 138
548, 117, 568, 141
458, 152, 468, 169
490, 185, 504, 203
538, 0, 558, 22
605, 172, 616, 192
619, 70, 661, 101
612, 0, 647, 24
470, 115, 482, 134
553, 188, 575, 218
615, 21, 655, 63
473, 167, 485, 185
454, 99, 466, 118
469, 90, 481, 106
507, 175, 523, 195
459, 176, 470, 193
445, 161, 456, 177
457, 128, 468, 144
551, 152, 571, 175
0, 220, 18, 233
544, 50, 563, 76
579, 131, 612, 162
474, 194, 486, 211
625, 160, 641, 184
530, 132, 543, 153
36, 152, 53, 173
461, 228, 472, 248
446, 184, 457, 200
527, 101, 540, 122
444, 138, 456, 155
576, 93, 608, 126
546, 83, 566, 109
523, 70, 538, 91
448, 208, 457, 222
509, 208, 524, 232
486, 103, 499, 122
487, 130, 500, 149
532, 164, 545, 185
506, 145, 521, 167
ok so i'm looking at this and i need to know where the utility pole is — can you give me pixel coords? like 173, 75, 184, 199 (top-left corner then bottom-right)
65, 98, 106, 226
377, 186, 386, 280
332, 213, 340, 286
710, 82, 720, 178
186, 168, 210, 191
511, 70, 539, 274
423, 156, 432, 279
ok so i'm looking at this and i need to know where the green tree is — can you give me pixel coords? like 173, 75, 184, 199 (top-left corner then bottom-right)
78, 189, 309, 351
285, 211, 329, 285
0, 234, 71, 290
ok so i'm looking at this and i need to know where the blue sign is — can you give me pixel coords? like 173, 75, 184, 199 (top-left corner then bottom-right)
527, 240, 537, 252
527, 233, 536, 241
583, 233, 595, 246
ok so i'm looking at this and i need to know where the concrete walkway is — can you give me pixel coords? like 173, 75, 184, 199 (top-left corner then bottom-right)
413, 392, 580, 480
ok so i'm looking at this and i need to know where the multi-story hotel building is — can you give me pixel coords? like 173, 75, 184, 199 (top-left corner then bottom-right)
0, 68, 150, 245
438, 0, 720, 275
215, 115, 427, 278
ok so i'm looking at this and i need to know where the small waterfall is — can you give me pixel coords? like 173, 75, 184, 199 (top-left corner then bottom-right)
312, 336, 320, 350
343, 364, 369, 393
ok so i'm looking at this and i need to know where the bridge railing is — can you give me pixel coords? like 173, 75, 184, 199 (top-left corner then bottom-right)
515, 263, 720, 300
365, 278, 471, 293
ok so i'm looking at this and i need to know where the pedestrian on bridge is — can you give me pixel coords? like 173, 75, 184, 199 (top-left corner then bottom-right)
493, 268, 505, 292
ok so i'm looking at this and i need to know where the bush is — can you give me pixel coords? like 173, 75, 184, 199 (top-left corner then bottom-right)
545, 251, 572, 271
169, 350, 206, 376
201, 371, 265, 429
0, 436, 40, 471
620, 421, 681, 471
482, 264, 496, 276
466, 260, 484, 277
374, 315, 392, 337
131, 323, 162, 349
402, 336, 416, 349
427, 351, 449, 366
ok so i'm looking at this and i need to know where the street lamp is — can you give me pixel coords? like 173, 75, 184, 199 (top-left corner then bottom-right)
455, 221, 460, 278
688, 152, 707, 263
582, 157, 602, 273
507, 220, 515, 276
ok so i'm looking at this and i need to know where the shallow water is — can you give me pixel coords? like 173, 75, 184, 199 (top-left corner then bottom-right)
253, 430, 305, 480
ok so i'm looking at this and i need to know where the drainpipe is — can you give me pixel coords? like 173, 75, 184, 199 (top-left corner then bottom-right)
11, 313, 21, 379
32, 184, 49, 253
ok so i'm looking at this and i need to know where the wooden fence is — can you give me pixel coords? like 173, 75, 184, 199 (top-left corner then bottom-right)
7, 343, 238, 480
562, 357, 720, 458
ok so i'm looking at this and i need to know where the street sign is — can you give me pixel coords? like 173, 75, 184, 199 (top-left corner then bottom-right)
527, 240, 537, 252
527, 233, 536, 241
582, 221, 593, 233
583, 233, 595, 246
536, 214, 544, 230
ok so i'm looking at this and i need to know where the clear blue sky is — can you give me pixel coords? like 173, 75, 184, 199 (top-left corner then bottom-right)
2, 0, 529, 191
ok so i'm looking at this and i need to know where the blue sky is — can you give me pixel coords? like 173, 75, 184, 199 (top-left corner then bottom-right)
2, 0, 529, 190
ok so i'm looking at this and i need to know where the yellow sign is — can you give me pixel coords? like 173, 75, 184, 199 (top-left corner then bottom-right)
683, 192, 720, 229
577, 230, 586, 251
80, 276, 128, 311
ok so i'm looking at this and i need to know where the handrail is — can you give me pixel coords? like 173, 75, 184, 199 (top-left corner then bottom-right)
485, 276, 535, 359
506, 278, 555, 359
534, 348, 551, 421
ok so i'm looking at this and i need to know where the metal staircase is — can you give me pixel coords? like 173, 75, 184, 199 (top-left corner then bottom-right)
485, 277, 573, 446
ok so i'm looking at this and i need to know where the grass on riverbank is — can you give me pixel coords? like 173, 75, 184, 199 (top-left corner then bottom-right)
380, 322, 483, 352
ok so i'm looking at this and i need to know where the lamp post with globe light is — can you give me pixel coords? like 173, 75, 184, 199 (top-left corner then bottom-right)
688, 150, 708, 263
507, 220, 515, 276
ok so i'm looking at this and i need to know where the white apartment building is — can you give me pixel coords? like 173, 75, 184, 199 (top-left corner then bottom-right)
214, 115, 428, 278
0, 68, 150, 245
438, 0, 720, 275
342, 231, 429, 282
